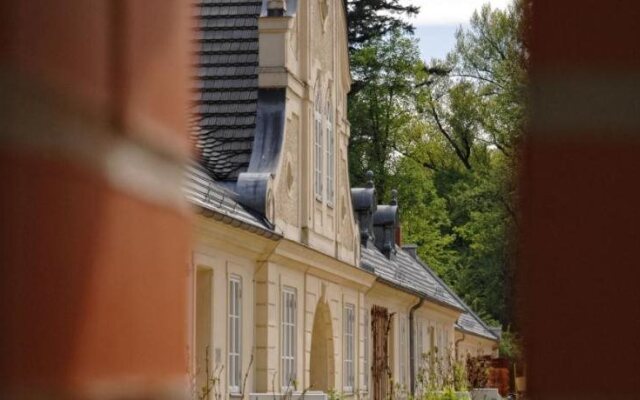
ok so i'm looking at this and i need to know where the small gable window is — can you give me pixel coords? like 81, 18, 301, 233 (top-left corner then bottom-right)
314, 86, 323, 200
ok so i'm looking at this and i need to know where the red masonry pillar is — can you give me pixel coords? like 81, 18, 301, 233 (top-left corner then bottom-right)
0, 1, 192, 399
521, 1, 640, 399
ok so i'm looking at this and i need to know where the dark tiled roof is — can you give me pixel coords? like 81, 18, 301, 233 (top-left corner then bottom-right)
361, 245, 462, 311
361, 244, 498, 341
405, 251, 498, 341
192, 0, 261, 181
456, 312, 497, 340
184, 163, 279, 239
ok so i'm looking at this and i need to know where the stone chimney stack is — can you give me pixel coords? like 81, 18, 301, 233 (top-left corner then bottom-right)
267, 0, 286, 16
390, 189, 402, 246
402, 244, 418, 260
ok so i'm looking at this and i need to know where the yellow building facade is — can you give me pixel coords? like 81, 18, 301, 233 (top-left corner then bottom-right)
186, 0, 498, 399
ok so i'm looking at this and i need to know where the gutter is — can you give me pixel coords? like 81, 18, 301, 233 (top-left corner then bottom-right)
409, 297, 424, 395
454, 330, 466, 359
454, 324, 499, 342
373, 276, 465, 314
195, 204, 282, 240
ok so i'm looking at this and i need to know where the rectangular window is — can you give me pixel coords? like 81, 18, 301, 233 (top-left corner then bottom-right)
363, 310, 370, 391
326, 108, 334, 204
314, 107, 323, 200
399, 317, 407, 386
343, 303, 355, 393
228, 275, 242, 393
281, 287, 297, 389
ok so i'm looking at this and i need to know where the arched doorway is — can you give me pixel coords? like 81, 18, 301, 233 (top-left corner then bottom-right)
309, 298, 335, 391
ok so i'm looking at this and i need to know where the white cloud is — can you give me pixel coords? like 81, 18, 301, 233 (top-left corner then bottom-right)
407, 0, 511, 26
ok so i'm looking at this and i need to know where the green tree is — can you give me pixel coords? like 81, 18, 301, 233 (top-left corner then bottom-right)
345, 0, 419, 51
347, 1, 527, 326
348, 30, 425, 196
345, 0, 419, 94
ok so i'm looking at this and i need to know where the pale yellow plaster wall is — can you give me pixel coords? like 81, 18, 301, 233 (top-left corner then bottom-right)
258, 0, 358, 266
414, 303, 460, 363
191, 212, 485, 398
190, 244, 257, 399
455, 331, 499, 360
365, 283, 420, 393
254, 257, 368, 395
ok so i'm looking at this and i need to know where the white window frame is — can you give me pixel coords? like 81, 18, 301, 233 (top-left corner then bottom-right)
314, 87, 324, 201
281, 287, 297, 390
343, 303, 355, 393
325, 95, 334, 206
228, 275, 242, 394
363, 310, 370, 392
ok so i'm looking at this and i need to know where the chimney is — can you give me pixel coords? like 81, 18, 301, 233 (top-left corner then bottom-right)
373, 189, 399, 260
395, 225, 402, 247
402, 244, 418, 260
267, 0, 286, 16
351, 171, 377, 247
390, 189, 402, 246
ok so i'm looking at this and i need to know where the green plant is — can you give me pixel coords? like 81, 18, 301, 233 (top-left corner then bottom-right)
189, 346, 224, 400
465, 355, 490, 389
189, 347, 254, 400
498, 328, 522, 361
416, 347, 469, 400
327, 389, 344, 400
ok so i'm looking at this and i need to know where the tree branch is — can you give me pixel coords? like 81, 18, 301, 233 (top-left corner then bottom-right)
428, 101, 473, 170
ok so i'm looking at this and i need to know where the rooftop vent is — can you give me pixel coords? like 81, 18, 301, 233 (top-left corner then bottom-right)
373, 189, 399, 260
402, 244, 418, 260
351, 171, 377, 248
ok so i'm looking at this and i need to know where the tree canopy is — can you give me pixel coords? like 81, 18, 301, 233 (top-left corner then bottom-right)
347, 1, 528, 327
345, 0, 419, 50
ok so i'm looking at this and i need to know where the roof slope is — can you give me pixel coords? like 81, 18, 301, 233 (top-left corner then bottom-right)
192, 0, 261, 181
361, 244, 498, 341
184, 163, 277, 238
361, 245, 462, 311
412, 256, 498, 341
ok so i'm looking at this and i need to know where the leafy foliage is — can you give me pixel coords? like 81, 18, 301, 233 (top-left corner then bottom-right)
347, 1, 527, 327
345, 0, 419, 51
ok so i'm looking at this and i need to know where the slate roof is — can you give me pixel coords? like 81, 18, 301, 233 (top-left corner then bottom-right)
183, 163, 279, 239
361, 244, 498, 341
192, 0, 261, 181
456, 312, 497, 340
361, 245, 462, 311
412, 254, 499, 341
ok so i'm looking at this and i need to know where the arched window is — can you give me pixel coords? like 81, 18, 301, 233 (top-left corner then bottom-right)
325, 94, 334, 205
314, 86, 323, 200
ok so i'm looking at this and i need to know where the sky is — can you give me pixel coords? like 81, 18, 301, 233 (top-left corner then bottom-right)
407, 0, 511, 61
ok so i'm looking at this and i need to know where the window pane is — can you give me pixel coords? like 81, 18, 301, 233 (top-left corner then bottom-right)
228, 276, 242, 391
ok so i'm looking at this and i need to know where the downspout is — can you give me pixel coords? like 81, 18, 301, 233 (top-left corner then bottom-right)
455, 330, 466, 360
409, 297, 424, 395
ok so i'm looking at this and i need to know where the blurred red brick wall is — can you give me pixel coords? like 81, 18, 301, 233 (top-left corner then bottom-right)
0, 1, 192, 398
521, 1, 640, 398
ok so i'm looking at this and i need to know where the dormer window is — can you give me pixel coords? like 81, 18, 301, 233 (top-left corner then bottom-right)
314, 87, 323, 200
325, 94, 334, 205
